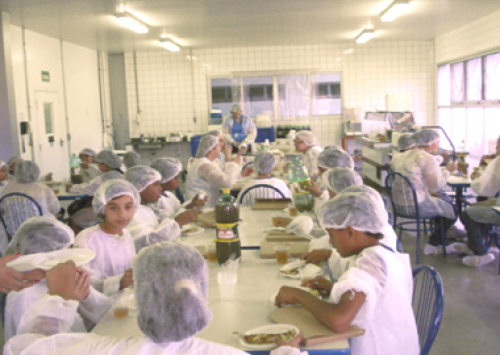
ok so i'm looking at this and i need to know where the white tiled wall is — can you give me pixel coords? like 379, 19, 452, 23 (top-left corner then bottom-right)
436, 8, 500, 64
125, 40, 435, 149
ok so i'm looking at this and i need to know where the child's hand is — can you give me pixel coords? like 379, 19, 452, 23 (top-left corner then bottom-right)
72, 268, 91, 302
275, 286, 303, 307
175, 210, 198, 227
301, 276, 333, 293
301, 249, 332, 264
46, 261, 78, 300
241, 166, 254, 177
274, 332, 303, 349
303, 179, 322, 197
120, 269, 134, 290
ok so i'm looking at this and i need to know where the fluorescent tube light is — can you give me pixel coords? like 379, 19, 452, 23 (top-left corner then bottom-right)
116, 12, 149, 33
160, 39, 180, 52
381, 0, 409, 22
355, 29, 375, 44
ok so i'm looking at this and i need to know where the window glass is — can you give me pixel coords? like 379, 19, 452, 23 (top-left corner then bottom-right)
466, 58, 482, 101
451, 108, 466, 149
311, 73, 342, 115
210, 77, 241, 117
242, 76, 274, 117
44, 102, 54, 134
278, 75, 309, 118
451, 62, 464, 101
485, 53, 500, 100
466, 108, 484, 156
485, 108, 500, 155
437, 65, 450, 106
438, 108, 452, 151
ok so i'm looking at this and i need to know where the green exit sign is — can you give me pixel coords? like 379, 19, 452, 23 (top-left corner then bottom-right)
41, 71, 50, 82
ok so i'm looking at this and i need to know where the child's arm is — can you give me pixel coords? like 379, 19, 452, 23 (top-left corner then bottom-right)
275, 286, 365, 333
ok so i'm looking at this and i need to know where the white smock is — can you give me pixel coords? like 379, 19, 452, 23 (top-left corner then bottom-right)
237, 177, 292, 206
69, 171, 123, 196
75, 225, 136, 297
390, 149, 454, 219
150, 191, 182, 219
126, 205, 181, 252
4, 282, 111, 342
328, 246, 419, 355
184, 158, 240, 208
80, 163, 101, 183
5, 294, 306, 355
303, 146, 323, 182
221, 115, 257, 146
471, 155, 500, 197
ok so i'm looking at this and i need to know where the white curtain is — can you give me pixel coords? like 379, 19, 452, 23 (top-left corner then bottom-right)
485, 53, 500, 100
278, 75, 309, 120
310, 73, 342, 116
437, 65, 450, 106
466, 58, 482, 101
242, 76, 274, 118
451, 62, 464, 102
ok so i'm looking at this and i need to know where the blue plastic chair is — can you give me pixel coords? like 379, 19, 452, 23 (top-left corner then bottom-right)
412, 265, 444, 355
238, 184, 287, 207
0, 192, 43, 242
385, 172, 448, 264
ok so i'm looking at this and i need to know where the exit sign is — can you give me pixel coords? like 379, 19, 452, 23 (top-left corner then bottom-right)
41, 71, 50, 82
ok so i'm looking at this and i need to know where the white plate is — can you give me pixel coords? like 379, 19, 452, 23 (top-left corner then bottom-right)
238, 324, 300, 350
279, 261, 323, 280
6, 248, 96, 272
181, 223, 205, 235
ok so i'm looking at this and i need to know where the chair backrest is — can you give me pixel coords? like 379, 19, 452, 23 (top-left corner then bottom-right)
385, 172, 421, 220
242, 161, 254, 171
238, 184, 286, 207
412, 265, 444, 355
0, 192, 43, 242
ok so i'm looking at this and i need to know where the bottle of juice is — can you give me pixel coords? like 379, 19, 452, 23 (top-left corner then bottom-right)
288, 157, 314, 212
215, 189, 241, 264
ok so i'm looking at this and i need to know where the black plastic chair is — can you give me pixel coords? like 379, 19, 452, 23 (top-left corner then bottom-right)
0, 192, 43, 242
385, 172, 447, 264
412, 265, 444, 355
238, 184, 286, 207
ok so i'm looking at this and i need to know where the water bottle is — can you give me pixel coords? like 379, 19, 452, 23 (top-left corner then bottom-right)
215, 189, 241, 265
288, 157, 314, 212
70, 153, 80, 175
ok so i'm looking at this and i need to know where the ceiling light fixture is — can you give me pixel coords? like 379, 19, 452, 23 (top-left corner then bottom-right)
355, 29, 375, 44
160, 38, 180, 52
116, 12, 149, 33
381, 0, 409, 22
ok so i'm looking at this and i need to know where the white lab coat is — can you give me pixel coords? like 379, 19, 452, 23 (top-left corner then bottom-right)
150, 191, 182, 219
126, 205, 181, 252
237, 177, 292, 206
471, 155, 500, 197
328, 246, 419, 355
80, 163, 101, 184
184, 158, 240, 208
303, 146, 323, 182
5, 295, 305, 355
69, 171, 123, 196
75, 225, 136, 297
4, 282, 111, 342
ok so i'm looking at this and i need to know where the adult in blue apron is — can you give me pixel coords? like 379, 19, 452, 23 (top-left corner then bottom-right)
222, 104, 257, 154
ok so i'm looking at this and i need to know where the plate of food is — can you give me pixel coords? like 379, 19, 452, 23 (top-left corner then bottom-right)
279, 260, 323, 280
181, 223, 205, 235
6, 248, 96, 272
235, 324, 300, 350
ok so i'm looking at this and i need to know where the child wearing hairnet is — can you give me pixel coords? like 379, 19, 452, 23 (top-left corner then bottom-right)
276, 192, 419, 355
123, 151, 142, 170
5, 243, 307, 355
293, 131, 323, 182
125, 166, 197, 251
149, 158, 205, 219
237, 152, 292, 206
0, 160, 9, 191
74, 180, 139, 297
3, 216, 111, 342
69, 150, 123, 196
79, 148, 101, 183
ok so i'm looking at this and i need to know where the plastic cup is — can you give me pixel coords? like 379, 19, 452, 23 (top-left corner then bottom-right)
112, 298, 129, 319
66, 183, 72, 193
288, 204, 298, 217
217, 271, 237, 301
53, 187, 60, 194
207, 244, 217, 263
274, 244, 290, 264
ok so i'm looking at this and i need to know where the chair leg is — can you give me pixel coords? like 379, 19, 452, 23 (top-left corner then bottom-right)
416, 218, 421, 264
440, 219, 447, 257
423, 220, 428, 236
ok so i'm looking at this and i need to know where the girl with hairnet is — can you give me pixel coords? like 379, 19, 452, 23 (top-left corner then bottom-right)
3, 216, 111, 341
237, 151, 292, 206
69, 150, 123, 196
149, 158, 205, 218
79, 148, 101, 183
293, 130, 323, 182
6, 156, 22, 181
222, 104, 257, 154
75, 180, 139, 296
123, 151, 142, 170
276, 192, 419, 355
5, 242, 307, 355
185, 135, 242, 208
125, 166, 197, 251
206, 130, 227, 169
0, 160, 8, 191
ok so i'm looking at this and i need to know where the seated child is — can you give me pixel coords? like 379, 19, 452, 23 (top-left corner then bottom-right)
4, 216, 110, 341
276, 191, 419, 355
123, 151, 141, 170
237, 151, 291, 206
75, 179, 139, 297
79, 148, 101, 183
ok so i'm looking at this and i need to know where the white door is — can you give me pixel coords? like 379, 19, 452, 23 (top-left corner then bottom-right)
34, 91, 69, 181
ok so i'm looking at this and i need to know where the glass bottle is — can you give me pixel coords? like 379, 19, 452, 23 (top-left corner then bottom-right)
215, 189, 241, 264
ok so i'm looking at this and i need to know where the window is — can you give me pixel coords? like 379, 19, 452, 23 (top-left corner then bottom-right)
44, 102, 54, 135
311, 73, 342, 116
210, 78, 241, 117
243, 76, 274, 117
451, 62, 464, 102
466, 58, 482, 101
278, 75, 308, 118
485, 53, 500, 100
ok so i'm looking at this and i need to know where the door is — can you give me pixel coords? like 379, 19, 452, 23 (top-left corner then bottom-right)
34, 91, 69, 181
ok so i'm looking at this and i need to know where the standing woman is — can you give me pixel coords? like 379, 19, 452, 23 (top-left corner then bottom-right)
294, 130, 323, 182
222, 104, 257, 154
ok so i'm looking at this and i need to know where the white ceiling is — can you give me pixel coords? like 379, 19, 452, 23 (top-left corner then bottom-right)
1, 0, 500, 53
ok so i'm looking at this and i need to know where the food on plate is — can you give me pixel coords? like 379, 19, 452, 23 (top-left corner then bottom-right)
183, 226, 201, 234
237, 329, 297, 344
307, 288, 321, 298
279, 266, 301, 276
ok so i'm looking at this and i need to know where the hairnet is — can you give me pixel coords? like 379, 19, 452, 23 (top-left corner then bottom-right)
93, 179, 140, 215
133, 242, 211, 343
123, 151, 142, 169
95, 150, 122, 169
254, 151, 276, 174
398, 134, 415, 151
5, 216, 75, 256
7, 156, 22, 168
79, 148, 96, 157
229, 104, 242, 113
124, 166, 161, 192
323, 167, 363, 194
14, 161, 40, 184
318, 190, 386, 234
150, 158, 182, 184
317, 146, 354, 169
285, 215, 314, 239
207, 130, 222, 138
414, 129, 440, 147
296, 130, 319, 147
195, 135, 219, 158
